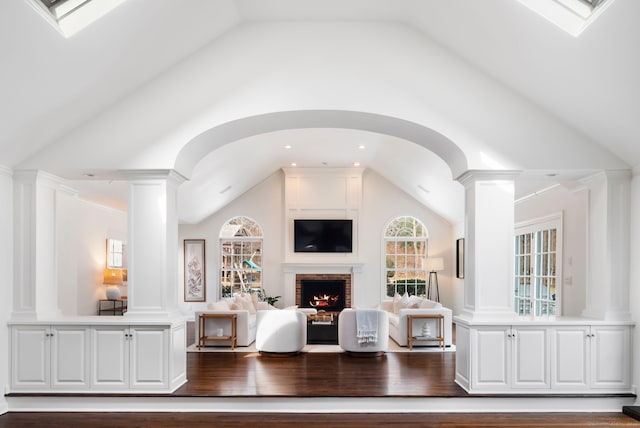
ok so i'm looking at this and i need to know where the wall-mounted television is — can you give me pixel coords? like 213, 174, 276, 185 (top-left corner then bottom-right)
294, 219, 353, 253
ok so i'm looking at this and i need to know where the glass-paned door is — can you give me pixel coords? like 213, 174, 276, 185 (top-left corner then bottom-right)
514, 216, 560, 318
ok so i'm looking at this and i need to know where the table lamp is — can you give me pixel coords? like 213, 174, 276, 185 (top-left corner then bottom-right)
103, 268, 124, 300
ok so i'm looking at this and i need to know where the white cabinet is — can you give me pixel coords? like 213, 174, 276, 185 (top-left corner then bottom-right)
472, 325, 549, 391
11, 321, 183, 394
129, 327, 169, 389
511, 326, 549, 390
92, 326, 129, 389
457, 320, 633, 394
472, 326, 509, 390
92, 325, 169, 390
11, 325, 90, 391
551, 324, 631, 392
550, 325, 590, 390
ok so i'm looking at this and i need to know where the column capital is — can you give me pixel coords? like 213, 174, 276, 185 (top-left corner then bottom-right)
456, 169, 521, 187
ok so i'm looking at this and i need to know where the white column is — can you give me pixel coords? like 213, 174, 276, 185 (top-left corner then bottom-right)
12, 170, 68, 319
0, 166, 12, 415
581, 170, 632, 321
629, 167, 640, 405
457, 170, 520, 322
124, 170, 185, 317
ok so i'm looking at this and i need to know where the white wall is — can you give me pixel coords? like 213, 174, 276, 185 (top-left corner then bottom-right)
57, 194, 127, 316
515, 185, 588, 317
178, 171, 285, 314
178, 169, 455, 313
0, 169, 12, 414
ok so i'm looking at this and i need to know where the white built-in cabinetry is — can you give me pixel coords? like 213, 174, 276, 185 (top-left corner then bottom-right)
455, 319, 633, 394
10, 318, 187, 394
11, 325, 91, 391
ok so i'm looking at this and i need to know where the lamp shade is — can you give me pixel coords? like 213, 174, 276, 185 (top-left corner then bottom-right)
103, 268, 124, 285
425, 257, 444, 272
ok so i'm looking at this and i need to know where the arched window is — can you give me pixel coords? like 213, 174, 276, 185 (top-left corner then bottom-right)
219, 216, 263, 298
384, 216, 428, 298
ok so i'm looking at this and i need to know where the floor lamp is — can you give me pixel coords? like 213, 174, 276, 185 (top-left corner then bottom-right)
425, 257, 444, 302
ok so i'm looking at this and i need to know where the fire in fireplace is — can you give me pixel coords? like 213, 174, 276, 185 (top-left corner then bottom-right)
300, 279, 346, 312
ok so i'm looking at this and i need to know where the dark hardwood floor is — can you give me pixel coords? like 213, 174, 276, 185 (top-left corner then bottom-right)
1, 412, 639, 427
174, 351, 464, 397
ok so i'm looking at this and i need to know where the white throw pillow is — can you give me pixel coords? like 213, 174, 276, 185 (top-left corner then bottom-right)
419, 299, 440, 309
392, 293, 402, 314
400, 292, 410, 307
208, 300, 230, 311
236, 294, 256, 314
250, 292, 260, 309
229, 301, 242, 310
408, 295, 422, 308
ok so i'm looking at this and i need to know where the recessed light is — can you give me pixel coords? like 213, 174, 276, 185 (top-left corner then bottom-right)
284, 145, 292, 149
417, 185, 430, 194
83, 173, 95, 177
546, 173, 558, 177
353, 162, 360, 167
358, 145, 366, 150
291, 162, 297, 167
219, 185, 232, 194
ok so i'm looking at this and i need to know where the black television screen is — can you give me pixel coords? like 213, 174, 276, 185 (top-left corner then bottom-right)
294, 219, 353, 253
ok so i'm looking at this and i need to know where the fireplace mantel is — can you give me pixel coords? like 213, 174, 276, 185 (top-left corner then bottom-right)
281, 262, 365, 307
282, 262, 364, 274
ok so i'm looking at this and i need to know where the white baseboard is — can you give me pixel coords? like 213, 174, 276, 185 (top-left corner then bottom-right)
6, 395, 635, 413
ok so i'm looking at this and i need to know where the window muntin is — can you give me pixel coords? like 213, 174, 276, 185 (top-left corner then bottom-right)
514, 215, 561, 318
219, 216, 263, 298
384, 216, 428, 298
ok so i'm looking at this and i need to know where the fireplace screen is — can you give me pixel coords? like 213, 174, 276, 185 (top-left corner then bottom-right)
300, 279, 346, 311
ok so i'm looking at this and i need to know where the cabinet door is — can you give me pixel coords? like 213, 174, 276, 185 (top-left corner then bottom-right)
11, 326, 50, 390
512, 326, 550, 389
471, 326, 510, 390
129, 326, 169, 389
590, 325, 631, 390
50, 326, 91, 389
91, 326, 129, 389
551, 325, 589, 390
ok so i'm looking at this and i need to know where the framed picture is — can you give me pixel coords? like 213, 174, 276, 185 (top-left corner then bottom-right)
456, 238, 465, 279
184, 239, 206, 302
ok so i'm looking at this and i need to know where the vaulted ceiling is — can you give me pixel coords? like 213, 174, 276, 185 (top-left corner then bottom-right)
1, 0, 638, 224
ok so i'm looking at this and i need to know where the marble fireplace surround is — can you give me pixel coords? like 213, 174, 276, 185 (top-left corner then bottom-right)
282, 263, 364, 309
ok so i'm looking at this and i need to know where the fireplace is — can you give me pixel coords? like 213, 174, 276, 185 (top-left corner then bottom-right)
300, 279, 346, 312
295, 273, 351, 311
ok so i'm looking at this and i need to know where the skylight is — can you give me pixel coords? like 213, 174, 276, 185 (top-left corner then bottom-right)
27, 0, 127, 37
518, 0, 614, 36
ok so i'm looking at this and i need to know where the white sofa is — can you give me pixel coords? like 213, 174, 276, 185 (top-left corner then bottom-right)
195, 297, 269, 347
380, 297, 453, 347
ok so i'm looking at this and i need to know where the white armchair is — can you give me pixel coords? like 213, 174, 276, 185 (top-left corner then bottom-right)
256, 310, 307, 354
338, 308, 389, 355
